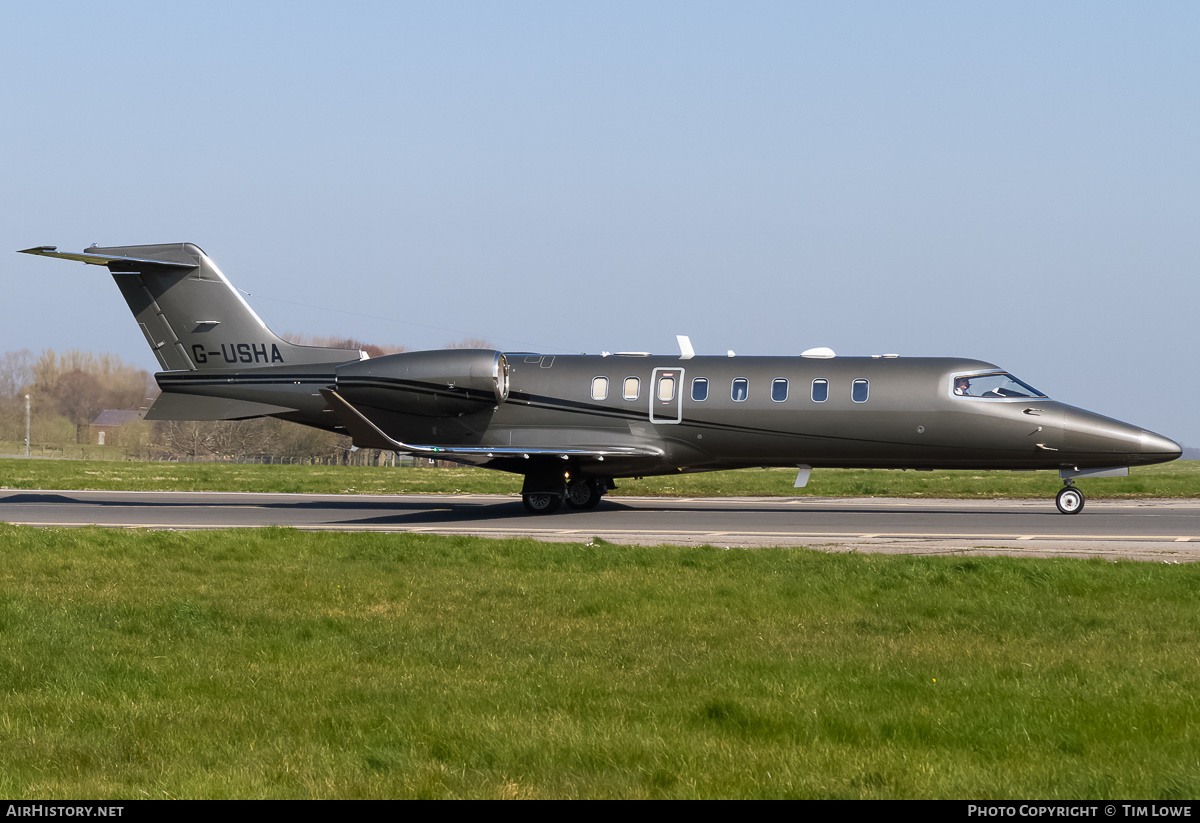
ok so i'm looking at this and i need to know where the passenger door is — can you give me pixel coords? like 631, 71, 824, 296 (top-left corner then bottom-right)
649, 367, 684, 424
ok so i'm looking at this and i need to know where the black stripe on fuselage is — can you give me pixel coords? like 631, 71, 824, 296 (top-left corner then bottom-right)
157, 372, 336, 387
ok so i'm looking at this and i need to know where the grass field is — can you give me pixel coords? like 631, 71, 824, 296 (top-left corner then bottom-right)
1, 526, 1198, 799
3, 461, 1198, 798
1, 458, 1198, 499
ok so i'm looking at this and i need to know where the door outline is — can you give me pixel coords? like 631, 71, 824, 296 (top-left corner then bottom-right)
649, 367, 684, 424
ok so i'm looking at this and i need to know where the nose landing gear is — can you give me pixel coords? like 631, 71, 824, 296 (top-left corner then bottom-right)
1055, 484, 1085, 515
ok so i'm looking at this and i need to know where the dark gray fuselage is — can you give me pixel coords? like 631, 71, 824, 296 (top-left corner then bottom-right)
156, 352, 1178, 480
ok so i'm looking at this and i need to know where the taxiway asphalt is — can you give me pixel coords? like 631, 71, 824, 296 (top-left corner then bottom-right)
3, 489, 1199, 561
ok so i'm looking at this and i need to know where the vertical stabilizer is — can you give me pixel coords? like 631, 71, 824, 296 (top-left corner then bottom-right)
19, 243, 363, 371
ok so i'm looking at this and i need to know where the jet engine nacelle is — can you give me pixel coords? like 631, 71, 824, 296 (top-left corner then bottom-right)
335, 349, 510, 417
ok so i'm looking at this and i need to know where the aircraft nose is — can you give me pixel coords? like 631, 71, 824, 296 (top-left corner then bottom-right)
1061, 407, 1182, 467
1140, 430, 1182, 463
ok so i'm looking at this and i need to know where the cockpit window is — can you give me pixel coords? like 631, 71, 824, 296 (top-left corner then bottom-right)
952, 372, 1046, 399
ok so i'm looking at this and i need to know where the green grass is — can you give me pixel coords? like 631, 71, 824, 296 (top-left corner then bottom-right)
617, 461, 1200, 499
1, 526, 1198, 798
1, 458, 1198, 498
0, 459, 522, 495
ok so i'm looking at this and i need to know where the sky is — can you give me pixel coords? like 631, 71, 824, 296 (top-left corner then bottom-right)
3, 1, 1197, 446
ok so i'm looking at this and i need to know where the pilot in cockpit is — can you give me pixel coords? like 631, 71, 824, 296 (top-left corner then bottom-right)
953, 377, 971, 396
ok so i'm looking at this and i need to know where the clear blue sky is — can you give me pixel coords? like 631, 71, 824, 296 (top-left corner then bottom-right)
3, 1, 1197, 445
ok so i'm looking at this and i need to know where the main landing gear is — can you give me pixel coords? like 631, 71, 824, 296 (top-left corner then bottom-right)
1055, 483, 1085, 515
564, 478, 604, 510
522, 492, 562, 514
521, 476, 608, 514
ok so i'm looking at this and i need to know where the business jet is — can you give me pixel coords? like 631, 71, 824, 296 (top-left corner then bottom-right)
19, 243, 1182, 515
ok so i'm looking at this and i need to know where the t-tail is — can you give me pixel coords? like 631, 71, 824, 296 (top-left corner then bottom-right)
19, 243, 363, 371
19, 243, 365, 424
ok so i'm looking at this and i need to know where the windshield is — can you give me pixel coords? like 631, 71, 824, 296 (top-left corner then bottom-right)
952, 372, 1046, 399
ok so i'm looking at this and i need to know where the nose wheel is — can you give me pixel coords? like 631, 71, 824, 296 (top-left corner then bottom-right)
1055, 485, 1085, 515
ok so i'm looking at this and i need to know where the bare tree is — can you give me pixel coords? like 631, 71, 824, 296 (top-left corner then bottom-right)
0, 349, 35, 442
270, 418, 343, 462
158, 420, 215, 460
51, 369, 108, 426
0, 349, 34, 398
279, 333, 406, 358
31, 349, 153, 426
444, 337, 495, 349
206, 419, 280, 461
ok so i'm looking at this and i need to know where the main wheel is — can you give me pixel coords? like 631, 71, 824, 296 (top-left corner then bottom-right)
523, 493, 562, 514
564, 479, 602, 509
1055, 486, 1085, 515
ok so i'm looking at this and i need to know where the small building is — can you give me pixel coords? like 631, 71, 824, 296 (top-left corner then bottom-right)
89, 409, 148, 446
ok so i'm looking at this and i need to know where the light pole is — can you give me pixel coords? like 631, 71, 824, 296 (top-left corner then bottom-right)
25, 394, 31, 458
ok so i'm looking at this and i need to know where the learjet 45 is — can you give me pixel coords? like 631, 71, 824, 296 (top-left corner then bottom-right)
19, 243, 1182, 514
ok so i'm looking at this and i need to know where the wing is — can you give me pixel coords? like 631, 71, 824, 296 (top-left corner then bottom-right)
320, 389, 664, 465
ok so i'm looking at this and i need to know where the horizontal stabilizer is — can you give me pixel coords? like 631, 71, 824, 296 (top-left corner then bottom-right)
19, 246, 195, 270
145, 392, 297, 421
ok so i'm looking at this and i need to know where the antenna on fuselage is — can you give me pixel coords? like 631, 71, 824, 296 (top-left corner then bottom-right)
676, 335, 695, 360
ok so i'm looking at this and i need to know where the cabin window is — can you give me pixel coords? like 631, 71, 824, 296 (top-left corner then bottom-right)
771, 378, 788, 402
691, 377, 709, 401
852, 378, 869, 403
811, 379, 828, 402
732, 378, 748, 402
952, 372, 1046, 399
623, 377, 640, 401
657, 374, 676, 402
591, 376, 608, 401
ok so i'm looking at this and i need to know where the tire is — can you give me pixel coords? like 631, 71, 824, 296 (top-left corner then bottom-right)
1055, 486, 1085, 515
522, 493, 562, 514
564, 479, 602, 510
